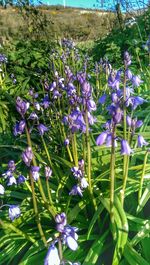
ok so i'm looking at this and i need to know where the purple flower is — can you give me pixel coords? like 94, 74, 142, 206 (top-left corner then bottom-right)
0, 184, 5, 195
126, 116, 132, 127
55, 212, 67, 226
45, 166, 52, 179
28, 112, 38, 120
42, 95, 50, 109
37, 124, 48, 136
124, 51, 131, 66
99, 94, 107, 104
82, 81, 91, 97
44, 244, 60, 265
135, 120, 143, 128
121, 140, 133, 155
106, 134, 117, 147
132, 75, 143, 87
63, 225, 78, 251
9, 205, 21, 221
7, 175, 17, 186
69, 185, 83, 197
13, 120, 26, 136
8, 160, 16, 172
17, 175, 26, 184
125, 69, 133, 80
31, 166, 40, 181
71, 167, 83, 179
137, 135, 149, 148
16, 97, 29, 116
131, 96, 145, 110
87, 99, 96, 112
108, 70, 121, 90
22, 147, 33, 167
64, 138, 70, 146
96, 132, 107, 146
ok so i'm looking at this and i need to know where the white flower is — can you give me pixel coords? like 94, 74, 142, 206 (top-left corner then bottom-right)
9, 205, 21, 221
80, 178, 89, 189
44, 245, 60, 265
0, 184, 5, 195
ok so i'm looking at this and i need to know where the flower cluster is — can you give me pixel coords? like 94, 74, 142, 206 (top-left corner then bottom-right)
70, 159, 89, 196
44, 213, 79, 265
96, 51, 149, 154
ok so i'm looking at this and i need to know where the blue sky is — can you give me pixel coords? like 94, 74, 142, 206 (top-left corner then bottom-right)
39, 0, 149, 10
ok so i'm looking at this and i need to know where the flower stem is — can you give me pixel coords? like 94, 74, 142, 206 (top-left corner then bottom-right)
138, 151, 149, 203
110, 123, 116, 238
24, 126, 47, 246
72, 133, 78, 166
25, 126, 56, 218
121, 155, 129, 206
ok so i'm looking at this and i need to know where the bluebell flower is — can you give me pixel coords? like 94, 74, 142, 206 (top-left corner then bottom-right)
37, 124, 48, 136
45, 166, 52, 179
0, 184, 5, 195
55, 212, 67, 226
13, 120, 26, 136
31, 166, 40, 181
131, 96, 145, 110
7, 175, 17, 186
99, 94, 107, 104
9, 205, 21, 221
96, 132, 107, 146
106, 134, 117, 147
42, 95, 50, 109
125, 69, 133, 80
87, 99, 96, 112
71, 167, 83, 179
126, 116, 132, 127
137, 135, 149, 148
64, 138, 70, 146
80, 177, 89, 189
124, 51, 131, 66
44, 244, 60, 265
22, 147, 33, 167
63, 225, 78, 251
17, 175, 26, 184
69, 185, 83, 196
28, 112, 38, 120
8, 160, 16, 172
121, 140, 133, 155
132, 75, 143, 87
16, 97, 29, 116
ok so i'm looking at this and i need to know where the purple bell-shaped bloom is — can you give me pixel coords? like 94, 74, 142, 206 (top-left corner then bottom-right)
121, 140, 133, 155
22, 147, 33, 167
131, 96, 145, 110
125, 69, 133, 80
9, 205, 21, 221
17, 175, 26, 184
132, 75, 143, 87
64, 138, 70, 146
96, 132, 107, 146
16, 97, 29, 116
124, 51, 131, 66
87, 99, 96, 112
69, 185, 83, 197
28, 112, 38, 120
44, 244, 60, 265
71, 167, 83, 179
31, 166, 40, 181
8, 160, 16, 172
37, 124, 48, 136
106, 134, 117, 147
137, 135, 149, 148
0, 184, 5, 195
7, 175, 17, 186
126, 116, 132, 127
99, 94, 107, 104
13, 120, 26, 136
